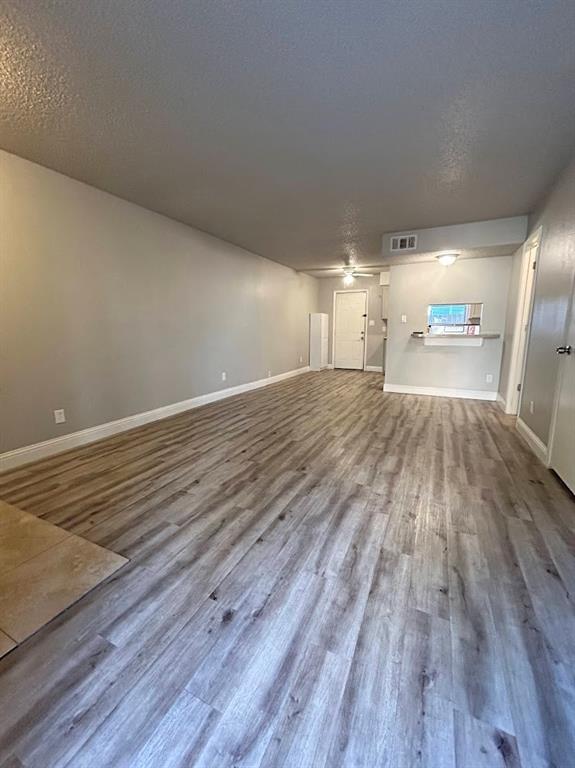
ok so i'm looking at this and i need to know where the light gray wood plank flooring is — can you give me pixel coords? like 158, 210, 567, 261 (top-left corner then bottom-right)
0, 370, 574, 767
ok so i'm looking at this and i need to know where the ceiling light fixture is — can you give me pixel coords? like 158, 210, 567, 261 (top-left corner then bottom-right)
436, 252, 459, 267
343, 273, 355, 286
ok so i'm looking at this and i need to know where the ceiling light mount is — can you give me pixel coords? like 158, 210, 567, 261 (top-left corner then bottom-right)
436, 252, 459, 267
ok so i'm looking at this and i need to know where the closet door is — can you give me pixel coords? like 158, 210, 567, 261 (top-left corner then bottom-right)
550, 281, 575, 493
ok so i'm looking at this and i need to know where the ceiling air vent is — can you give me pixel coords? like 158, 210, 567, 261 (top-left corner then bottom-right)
390, 234, 418, 252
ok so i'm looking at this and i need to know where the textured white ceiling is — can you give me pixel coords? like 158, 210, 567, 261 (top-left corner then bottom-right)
305, 245, 520, 277
1, 0, 574, 271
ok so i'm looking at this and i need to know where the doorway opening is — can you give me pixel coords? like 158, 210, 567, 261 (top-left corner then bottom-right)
504, 228, 541, 414
332, 290, 368, 370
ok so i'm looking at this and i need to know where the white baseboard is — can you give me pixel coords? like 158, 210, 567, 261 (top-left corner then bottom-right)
365, 365, 384, 373
0, 366, 311, 472
496, 393, 507, 412
516, 416, 549, 465
383, 383, 497, 401
326, 363, 334, 369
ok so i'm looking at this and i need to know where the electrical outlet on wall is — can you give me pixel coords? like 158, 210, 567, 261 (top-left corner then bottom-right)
485, 374, 493, 384
401, 314, 407, 324
54, 409, 66, 424
221, 371, 227, 382
299, 355, 303, 363
268, 370, 272, 378
369, 319, 375, 326
529, 401, 534, 414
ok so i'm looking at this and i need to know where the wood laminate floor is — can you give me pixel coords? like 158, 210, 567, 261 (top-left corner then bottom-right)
0, 370, 573, 767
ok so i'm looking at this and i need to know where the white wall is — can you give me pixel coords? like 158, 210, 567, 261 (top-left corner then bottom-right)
385, 256, 512, 397
0, 150, 319, 454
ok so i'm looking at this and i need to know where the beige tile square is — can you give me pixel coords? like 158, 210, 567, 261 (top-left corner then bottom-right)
0, 510, 71, 576
0, 629, 16, 659
0, 535, 127, 643
0, 500, 29, 526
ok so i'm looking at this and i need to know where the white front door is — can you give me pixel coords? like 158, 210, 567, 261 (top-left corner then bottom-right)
550, 282, 575, 494
334, 291, 367, 370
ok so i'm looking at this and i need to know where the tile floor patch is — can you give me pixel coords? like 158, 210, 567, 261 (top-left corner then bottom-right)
0, 500, 127, 647
0, 629, 16, 659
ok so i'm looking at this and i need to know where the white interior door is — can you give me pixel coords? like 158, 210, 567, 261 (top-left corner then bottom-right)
549, 282, 575, 494
512, 240, 539, 414
334, 291, 367, 370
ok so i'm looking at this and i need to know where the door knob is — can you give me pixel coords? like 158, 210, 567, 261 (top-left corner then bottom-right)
556, 345, 572, 355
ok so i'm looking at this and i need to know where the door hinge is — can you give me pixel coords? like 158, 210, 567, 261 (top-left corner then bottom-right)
532, 260, 537, 270
517, 383, 522, 392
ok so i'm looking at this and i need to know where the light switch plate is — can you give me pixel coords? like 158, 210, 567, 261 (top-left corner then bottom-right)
401, 314, 407, 324
369, 319, 375, 326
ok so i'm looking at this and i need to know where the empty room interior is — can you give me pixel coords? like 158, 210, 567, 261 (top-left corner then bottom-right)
1, 2, 575, 766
